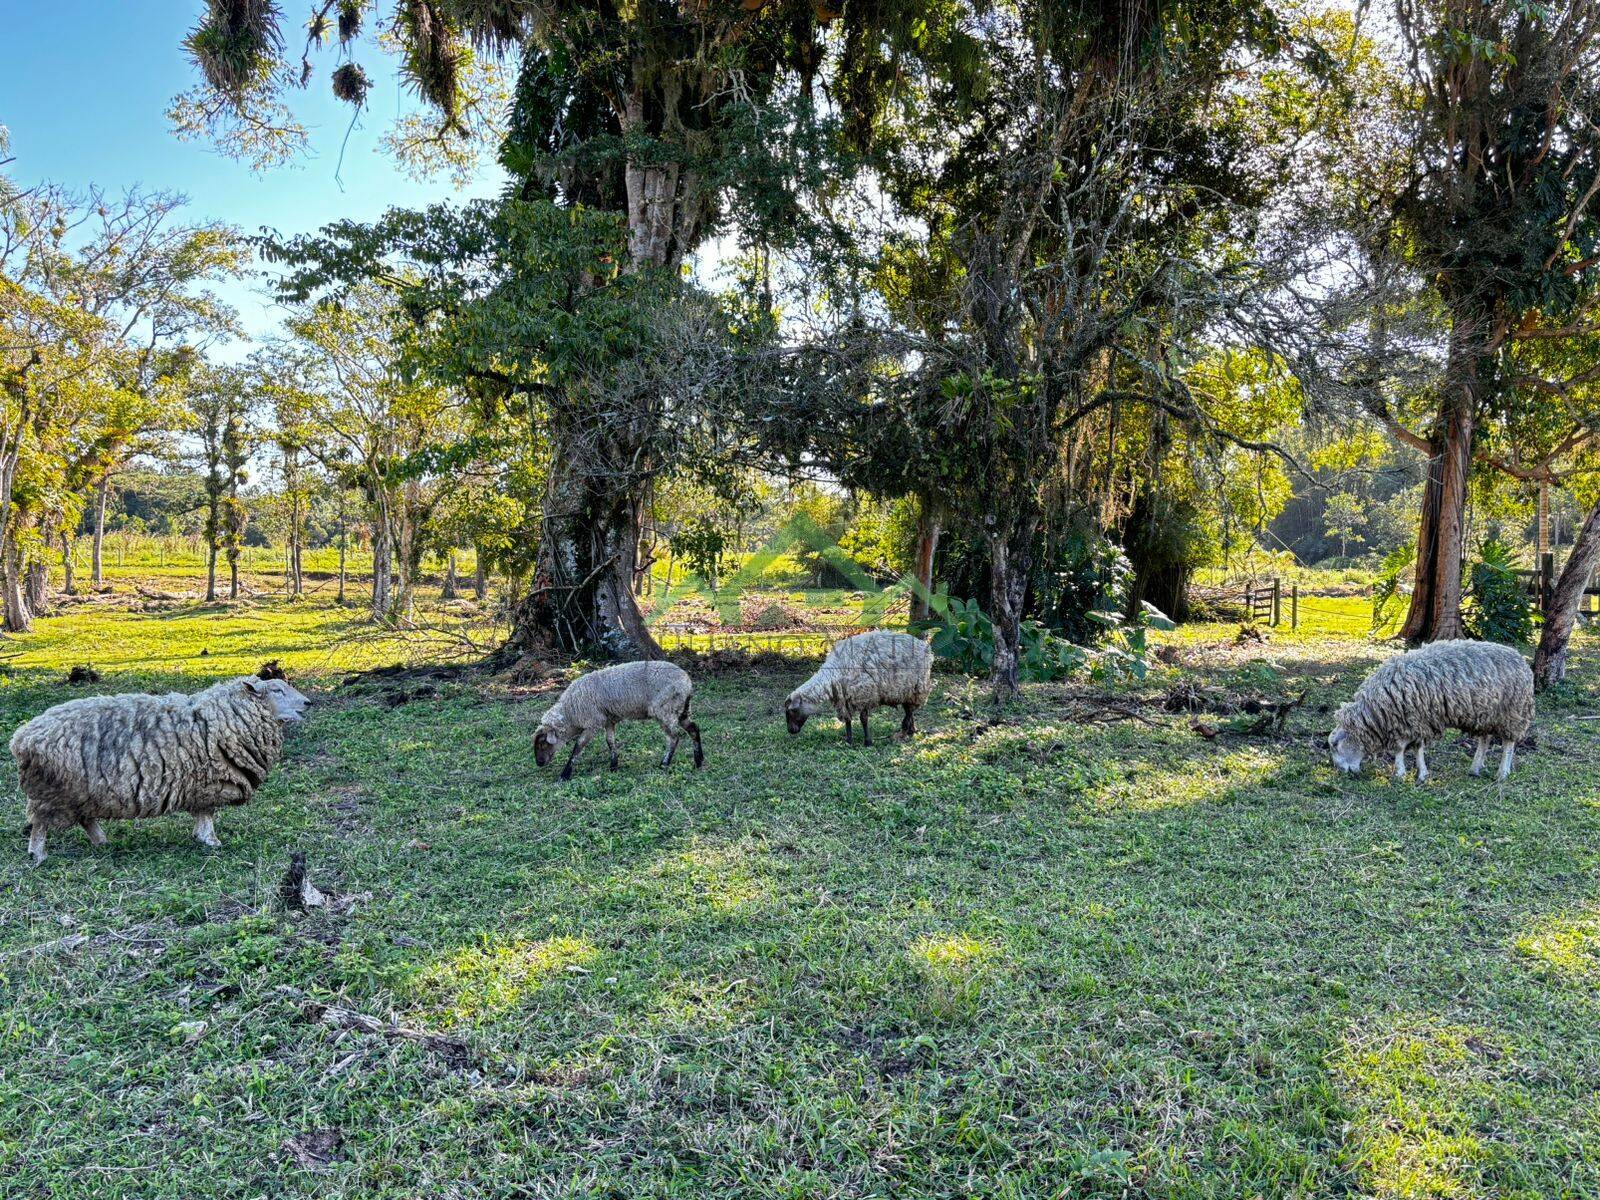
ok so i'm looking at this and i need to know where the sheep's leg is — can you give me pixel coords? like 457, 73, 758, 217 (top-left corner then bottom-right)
1414, 743, 1429, 783
605, 727, 619, 772
27, 823, 46, 866
1470, 736, 1490, 776
843, 711, 854, 745
559, 730, 595, 782
1498, 741, 1516, 781
193, 812, 222, 849
1393, 744, 1408, 778
82, 819, 106, 846
900, 704, 916, 739
661, 720, 680, 768
861, 710, 873, 747
685, 720, 704, 769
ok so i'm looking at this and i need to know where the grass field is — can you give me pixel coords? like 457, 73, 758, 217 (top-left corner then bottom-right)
2, 580, 1600, 1198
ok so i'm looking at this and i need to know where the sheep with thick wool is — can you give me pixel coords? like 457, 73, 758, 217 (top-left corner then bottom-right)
13, 676, 311, 864
785, 630, 934, 746
1329, 639, 1533, 782
534, 660, 704, 781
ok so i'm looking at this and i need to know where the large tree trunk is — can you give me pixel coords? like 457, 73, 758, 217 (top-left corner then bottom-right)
60, 532, 75, 597
441, 552, 458, 601
370, 510, 392, 622
228, 550, 240, 600
987, 523, 1032, 697
1400, 340, 1478, 643
25, 518, 54, 617
91, 475, 109, 586
204, 493, 220, 603
507, 467, 661, 660
909, 501, 941, 624
337, 492, 348, 605
473, 548, 487, 601
2, 536, 31, 633
288, 492, 304, 598
1534, 501, 1600, 689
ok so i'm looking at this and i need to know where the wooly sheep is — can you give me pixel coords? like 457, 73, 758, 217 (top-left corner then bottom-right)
13, 676, 311, 864
1328, 639, 1533, 782
533, 660, 704, 781
785, 630, 934, 746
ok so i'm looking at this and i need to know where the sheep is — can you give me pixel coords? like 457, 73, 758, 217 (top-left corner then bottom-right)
533, 660, 704, 781
13, 676, 311, 865
1328, 639, 1533, 783
785, 630, 934, 746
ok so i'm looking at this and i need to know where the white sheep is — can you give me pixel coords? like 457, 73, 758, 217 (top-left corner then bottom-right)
785, 630, 934, 746
533, 660, 704, 781
13, 676, 311, 864
1328, 639, 1534, 782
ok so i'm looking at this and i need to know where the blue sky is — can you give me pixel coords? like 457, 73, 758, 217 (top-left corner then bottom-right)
0, 1, 505, 346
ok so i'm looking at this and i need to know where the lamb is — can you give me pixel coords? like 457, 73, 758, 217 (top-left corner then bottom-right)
533, 660, 704, 781
1328, 639, 1533, 783
13, 676, 311, 864
785, 630, 934, 746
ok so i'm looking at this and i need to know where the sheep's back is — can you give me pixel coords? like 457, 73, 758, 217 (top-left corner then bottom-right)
817, 632, 933, 711
563, 661, 692, 728
13, 684, 284, 823
1347, 640, 1533, 748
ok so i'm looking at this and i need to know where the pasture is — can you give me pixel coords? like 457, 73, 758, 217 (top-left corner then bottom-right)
2, 587, 1599, 1198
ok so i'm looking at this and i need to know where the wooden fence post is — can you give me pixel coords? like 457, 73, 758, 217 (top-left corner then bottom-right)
1291, 583, 1299, 630
1271, 577, 1281, 627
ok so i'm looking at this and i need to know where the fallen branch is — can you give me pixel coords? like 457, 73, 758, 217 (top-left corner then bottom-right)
302, 1001, 476, 1068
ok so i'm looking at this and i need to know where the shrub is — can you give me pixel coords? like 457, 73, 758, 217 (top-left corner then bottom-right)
1466, 538, 1533, 644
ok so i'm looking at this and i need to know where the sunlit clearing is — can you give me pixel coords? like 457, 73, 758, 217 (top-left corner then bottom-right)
643, 838, 771, 914
907, 934, 1004, 1024
412, 935, 597, 1023
1330, 1021, 1503, 1198
1514, 912, 1600, 980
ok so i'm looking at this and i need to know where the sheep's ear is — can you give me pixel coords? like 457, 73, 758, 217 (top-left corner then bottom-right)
244, 678, 268, 693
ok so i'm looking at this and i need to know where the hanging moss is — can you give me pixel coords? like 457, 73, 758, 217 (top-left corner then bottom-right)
185, 0, 284, 96
395, 0, 465, 130
331, 61, 371, 106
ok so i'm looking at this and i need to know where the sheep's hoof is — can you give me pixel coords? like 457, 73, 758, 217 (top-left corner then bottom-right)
559, 767, 574, 782
609, 758, 620, 772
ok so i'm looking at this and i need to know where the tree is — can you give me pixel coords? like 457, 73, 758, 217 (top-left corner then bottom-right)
1324, 492, 1367, 560
188, 366, 252, 604
1535, 495, 1600, 688
1366, 1, 1600, 642
272, 289, 465, 623
186, 0, 931, 659
1, 165, 240, 628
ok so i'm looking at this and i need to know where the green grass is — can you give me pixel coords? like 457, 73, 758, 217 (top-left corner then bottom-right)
3, 580, 1600, 1197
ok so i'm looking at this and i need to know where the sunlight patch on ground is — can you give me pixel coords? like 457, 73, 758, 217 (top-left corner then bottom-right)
1330, 1020, 1506, 1198
1514, 912, 1600, 981
639, 837, 774, 914
410, 935, 598, 1023
906, 933, 1005, 1023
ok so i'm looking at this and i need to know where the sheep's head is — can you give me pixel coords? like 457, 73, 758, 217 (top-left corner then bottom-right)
1328, 712, 1365, 774
784, 694, 815, 736
245, 677, 311, 723
533, 721, 564, 767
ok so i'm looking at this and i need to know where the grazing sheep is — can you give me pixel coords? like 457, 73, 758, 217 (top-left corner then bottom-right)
533, 660, 703, 781
1328, 639, 1533, 782
13, 676, 311, 865
785, 630, 934, 746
